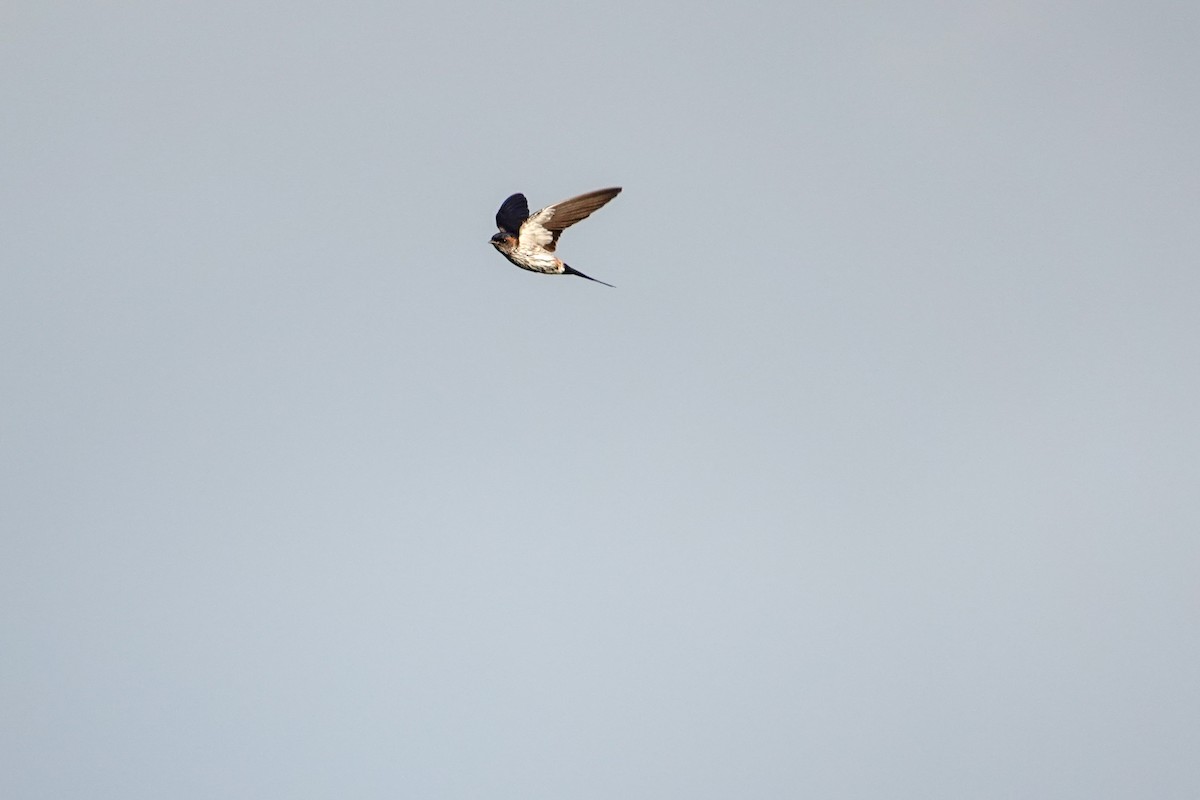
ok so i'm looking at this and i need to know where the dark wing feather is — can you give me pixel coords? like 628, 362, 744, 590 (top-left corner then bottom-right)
541, 187, 622, 245
495, 193, 530, 235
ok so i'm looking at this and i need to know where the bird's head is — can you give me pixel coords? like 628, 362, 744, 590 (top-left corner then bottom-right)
489, 232, 515, 253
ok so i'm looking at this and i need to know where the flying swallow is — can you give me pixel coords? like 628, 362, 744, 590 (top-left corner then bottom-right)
489, 187, 622, 287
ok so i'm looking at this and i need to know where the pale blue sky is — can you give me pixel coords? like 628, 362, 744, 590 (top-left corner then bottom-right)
3, 2, 1199, 798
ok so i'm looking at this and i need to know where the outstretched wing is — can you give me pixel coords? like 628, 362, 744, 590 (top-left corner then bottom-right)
495, 193, 530, 236
518, 187, 622, 252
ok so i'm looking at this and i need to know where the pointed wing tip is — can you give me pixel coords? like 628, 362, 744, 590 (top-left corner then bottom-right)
596, 186, 622, 205
579, 187, 622, 202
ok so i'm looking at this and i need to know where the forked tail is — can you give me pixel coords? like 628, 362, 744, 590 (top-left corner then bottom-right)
563, 264, 614, 288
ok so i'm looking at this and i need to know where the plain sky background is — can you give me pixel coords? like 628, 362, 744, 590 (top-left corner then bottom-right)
3, 2, 1198, 798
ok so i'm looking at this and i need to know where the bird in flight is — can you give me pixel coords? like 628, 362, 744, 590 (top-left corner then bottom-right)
489, 187, 622, 287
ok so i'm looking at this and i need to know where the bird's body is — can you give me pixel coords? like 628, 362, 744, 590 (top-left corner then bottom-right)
489, 187, 621, 287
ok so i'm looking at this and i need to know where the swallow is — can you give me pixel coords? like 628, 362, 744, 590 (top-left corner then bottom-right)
489, 187, 622, 287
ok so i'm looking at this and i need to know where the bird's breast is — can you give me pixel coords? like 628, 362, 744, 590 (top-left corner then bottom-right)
510, 247, 563, 274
